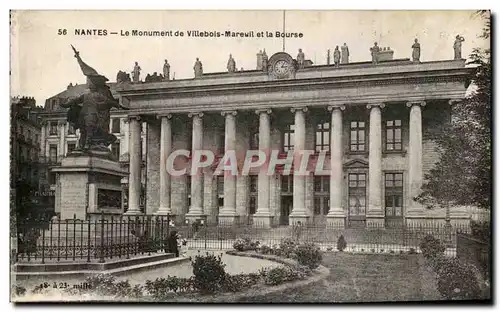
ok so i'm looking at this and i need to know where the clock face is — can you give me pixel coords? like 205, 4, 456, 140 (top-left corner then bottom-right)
274, 60, 291, 76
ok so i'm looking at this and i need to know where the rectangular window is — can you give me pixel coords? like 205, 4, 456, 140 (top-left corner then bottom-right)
250, 130, 259, 150
313, 176, 330, 215
49, 122, 58, 135
348, 173, 366, 216
68, 124, 76, 135
283, 124, 294, 152
67, 143, 76, 154
49, 144, 57, 163
217, 176, 224, 196
315, 122, 330, 152
385, 173, 403, 217
281, 175, 293, 193
249, 175, 258, 215
112, 118, 121, 134
385, 120, 402, 151
48, 172, 56, 185
350, 121, 366, 152
111, 142, 120, 159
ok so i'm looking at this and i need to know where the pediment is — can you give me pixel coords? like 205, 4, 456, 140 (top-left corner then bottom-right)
344, 159, 369, 168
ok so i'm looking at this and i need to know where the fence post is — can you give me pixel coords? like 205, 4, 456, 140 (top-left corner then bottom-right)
126, 216, 130, 259
87, 215, 91, 263
99, 211, 105, 263
57, 217, 61, 262
73, 214, 76, 261
110, 215, 114, 259
41, 219, 45, 264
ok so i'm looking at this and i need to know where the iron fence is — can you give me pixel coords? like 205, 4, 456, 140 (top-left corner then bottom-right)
15, 214, 472, 263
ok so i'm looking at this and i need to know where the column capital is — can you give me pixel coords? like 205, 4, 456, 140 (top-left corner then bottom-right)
188, 112, 204, 118
221, 110, 237, 117
128, 115, 141, 122
290, 106, 308, 113
157, 113, 172, 119
406, 100, 426, 108
255, 108, 272, 115
366, 102, 386, 110
448, 99, 462, 106
327, 104, 346, 111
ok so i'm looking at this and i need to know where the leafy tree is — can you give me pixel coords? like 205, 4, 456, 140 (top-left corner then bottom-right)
417, 11, 491, 209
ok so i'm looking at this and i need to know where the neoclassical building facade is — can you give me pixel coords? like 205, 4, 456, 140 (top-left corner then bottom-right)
114, 53, 472, 228
40, 53, 472, 228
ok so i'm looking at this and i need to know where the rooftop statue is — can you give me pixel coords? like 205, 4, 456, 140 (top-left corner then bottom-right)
297, 48, 305, 69
412, 38, 421, 62
370, 42, 380, 64
454, 35, 465, 60
227, 54, 236, 73
194, 58, 203, 78
163, 59, 170, 81
132, 62, 141, 83
60, 45, 129, 153
261, 49, 268, 72
341, 43, 349, 64
333, 45, 341, 67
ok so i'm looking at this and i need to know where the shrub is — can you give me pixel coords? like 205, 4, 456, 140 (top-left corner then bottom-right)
419, 235, 445, 259
259, 244, 272, 255
434, 258, 482, 300
264, 266, 288, 285
371, 249, 375, 253
222, 273, 261, 292
337, 235, 347, 251
390, 250, 395, 254
470, 221, 490, 243
264, 265, 310, 286
233, 238, 258, 251
144, 276, 193, 298
326, 247, 333, 251
85, 274, 119, 296
294, 243, 323, 269
279, 238, 298, 258
12, 285, 26, 297
191, 252, 227, 293
408, 248, 417, 254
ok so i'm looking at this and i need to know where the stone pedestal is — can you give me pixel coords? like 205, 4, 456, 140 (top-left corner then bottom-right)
326, 215, 345, 228
289, 215, 309, 226
52, 153, 128, 220
253, 213, 273, 227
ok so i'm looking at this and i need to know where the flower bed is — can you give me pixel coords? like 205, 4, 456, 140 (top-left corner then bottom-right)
13, 249, 329, 302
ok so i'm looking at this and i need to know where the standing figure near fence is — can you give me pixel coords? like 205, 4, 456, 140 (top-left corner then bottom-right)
192, 219, 201, 240
293, 221, 303, 242
166, 231, 179, 257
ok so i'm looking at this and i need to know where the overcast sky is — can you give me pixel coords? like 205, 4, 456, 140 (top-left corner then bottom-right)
11, 10, 488, 106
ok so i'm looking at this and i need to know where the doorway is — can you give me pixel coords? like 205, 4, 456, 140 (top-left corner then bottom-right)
280, 196, 293, 225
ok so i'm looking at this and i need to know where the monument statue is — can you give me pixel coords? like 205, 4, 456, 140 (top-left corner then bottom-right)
297, 48, 305, 69
370, 42, 380, 64
453, 35, 465, 60
333, 45, 341, 67
227, 54, 236, 73
132, 62, 141, 83
341, 43, 349, 64
116, 70, 131, 83
163, 59, 170, 81
412, 38, 421, 62
60, 45, 129, 153
256, 50, 263, 70
194, 57, 203, 78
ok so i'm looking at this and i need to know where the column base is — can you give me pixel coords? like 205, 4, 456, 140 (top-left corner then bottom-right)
218, 215, 237, 226
326, 215, 345, 228
124, 209, 143, 216
366, 216, 385, 228
289, 214, 309, 226
155, 208, 172, 216
252, 213, 273, 228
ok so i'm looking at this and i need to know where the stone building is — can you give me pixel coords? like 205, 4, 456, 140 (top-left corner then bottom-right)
41, 50, 473, 228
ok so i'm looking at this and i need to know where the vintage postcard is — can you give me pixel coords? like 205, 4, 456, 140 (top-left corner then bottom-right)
9, 10, 491, 303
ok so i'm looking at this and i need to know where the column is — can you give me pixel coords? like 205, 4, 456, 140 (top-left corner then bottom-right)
156, 114, 173, 215
40, 121, 46, 161
366, 103, 385, 227
58, 121, 66, 159
289, 107, 309, 225
121, 118, 129, 162
254, 109, 273, 227
327, 105, 346, 227
406, 101, 426, 219
219, 111, 238, 224
186, 112, 204, 219
125, 115, 142, 215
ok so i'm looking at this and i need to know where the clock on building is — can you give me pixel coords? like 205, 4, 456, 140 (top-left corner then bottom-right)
268, 52, 297, 79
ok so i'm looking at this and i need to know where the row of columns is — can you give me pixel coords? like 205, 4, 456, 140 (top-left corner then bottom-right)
125, 102, 426, 227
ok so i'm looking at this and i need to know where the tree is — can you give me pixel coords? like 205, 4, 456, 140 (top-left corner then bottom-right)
417, 11, 491, 210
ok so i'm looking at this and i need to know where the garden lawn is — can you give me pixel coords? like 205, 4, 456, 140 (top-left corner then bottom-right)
240, 252, 442, 303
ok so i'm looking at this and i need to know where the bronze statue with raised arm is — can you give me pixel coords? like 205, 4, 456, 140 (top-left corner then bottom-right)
60, 45, 129, 153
